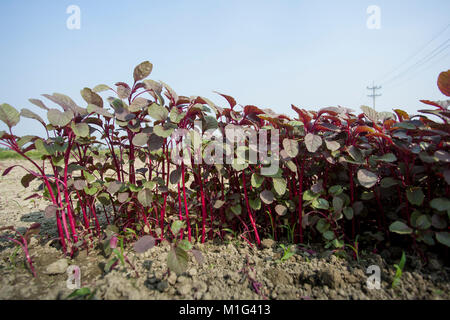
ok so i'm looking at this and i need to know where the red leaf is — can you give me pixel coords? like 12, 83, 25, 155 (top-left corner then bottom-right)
393, 109, 409, 122
291, 105, 312, 126
437, 70, 450, 97
2, 165, 18, 176
420, 100, 444, 110
214, 92, 236, 108
115, 82, 130, 89
366, 132, 393, 144
243, 105, 264, 115
316, 123, 340, 132
133, 82, 146, 91
354, 126, 375, 134
24, 193, 41, 201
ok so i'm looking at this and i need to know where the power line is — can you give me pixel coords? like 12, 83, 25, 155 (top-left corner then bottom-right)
377, 22, 450, 83
367, 81, 382, 110
385, 49, 450, 90
382, 38, 450, 86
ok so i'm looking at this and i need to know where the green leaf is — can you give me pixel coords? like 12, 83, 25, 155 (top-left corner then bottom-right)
178, 239, 193, 251
132, 133, 148, 146
361, 191, 374, 200
71, 122, 89, 137
230, 204, 242, 215
148, 103, 168, 121
129, 97, 149, 112
325, 140, 340, 151
84, 172, 96, 184
389, 221, 413, 234
373, 153, 397, 162
87, 104, 113, 118
410, 210, 421, 228
332, 196, 344, 213
316, 219, 329, 233
203, 116, 218, 131
431, 214, 447, 229
213, 199, 226, 209
169, 107, 185, 124
67, 288, 93, 299
83, 186, 98, 196
380, 177, 398, 188
137, 189, 153, 207
430, 198, 450, 211
97, 192, 111, 205
251, 173, 264, 188
260, 190, 274, 204
435, 232, 450, 247
347, 145, 364, 163
282, 138, 299, 158
47, 109, 73, 127
303, 190, 318, 201
312, 198, 329, 210
143, 180, 156, 189
0, 103, 20, 128
34, 139, 55, 156
171, 220, 185, 235
361, 105, 378, 122
133, 61, 153, 82
343, 207, 354, 220
406, 187, 425, 206
148, 133, 164, 151
92, 84, 110, 93
169, 168, 182, 185
323, 230, 335, 240
275, 204, 287, 216
167, 246, 189, 275
416, 215, 431, 230
357, 169, 378, 188
249, 198, 261, 210
273, 177, 287, 196
80, 87, 103, 107
153, 124, 174, 138
328, 185, 343, 196
20, 108, 45, 126
285, 160, 297, 173
304, 133, 322, 153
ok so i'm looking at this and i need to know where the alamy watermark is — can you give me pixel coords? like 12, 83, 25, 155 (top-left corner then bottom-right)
66, 5, 81, 30
66, 265, 81, 289
366, 5, 381, 30
366, 265, 381, 289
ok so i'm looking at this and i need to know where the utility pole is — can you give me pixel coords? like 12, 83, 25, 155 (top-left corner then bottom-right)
367, 81, 382, 110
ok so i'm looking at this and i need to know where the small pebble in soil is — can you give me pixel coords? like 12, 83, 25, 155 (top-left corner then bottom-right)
143, 260, 152, 271
177, 283, 191, 296
44, 259, 68, 275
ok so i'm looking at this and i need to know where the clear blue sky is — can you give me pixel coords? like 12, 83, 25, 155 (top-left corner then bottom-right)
1, 0, 449, 136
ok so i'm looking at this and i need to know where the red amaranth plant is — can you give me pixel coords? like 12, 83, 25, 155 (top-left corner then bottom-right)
0, 63, 449, 265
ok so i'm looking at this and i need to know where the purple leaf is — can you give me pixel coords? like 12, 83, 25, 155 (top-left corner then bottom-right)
109, 236, 118, 249
133, 235, 155, 254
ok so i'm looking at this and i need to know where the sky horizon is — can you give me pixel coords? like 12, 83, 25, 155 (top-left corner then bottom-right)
0, 0, 449, 137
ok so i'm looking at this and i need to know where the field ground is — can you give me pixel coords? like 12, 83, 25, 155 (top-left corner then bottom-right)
0, 160, 449, 300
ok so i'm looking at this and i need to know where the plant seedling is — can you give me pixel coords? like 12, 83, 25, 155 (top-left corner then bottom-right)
277, 244, 295, 263
66, 287, 97, 300
345, 235, 360, 263
0, 223, 41, 277
133, 220, 204, 276
391, 251, 406, 289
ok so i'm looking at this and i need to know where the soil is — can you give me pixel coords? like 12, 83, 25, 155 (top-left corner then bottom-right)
1, 160, 449, 300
